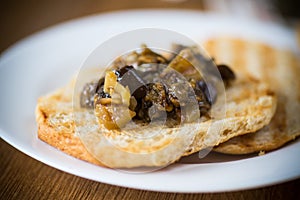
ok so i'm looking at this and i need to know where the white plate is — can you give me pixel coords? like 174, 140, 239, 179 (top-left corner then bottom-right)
0, 10, 299, 193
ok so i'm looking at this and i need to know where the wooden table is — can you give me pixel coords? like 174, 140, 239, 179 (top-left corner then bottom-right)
1, 1, 300, 199
1, 140, 300, 199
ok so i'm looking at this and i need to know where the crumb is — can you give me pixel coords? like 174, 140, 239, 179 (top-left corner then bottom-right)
258, 150, 265, 156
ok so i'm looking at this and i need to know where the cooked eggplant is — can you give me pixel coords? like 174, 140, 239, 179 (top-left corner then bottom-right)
80, 44, 235, 129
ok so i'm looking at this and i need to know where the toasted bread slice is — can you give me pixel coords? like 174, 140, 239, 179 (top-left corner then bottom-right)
204, 38, 300, 154
36, 71, 276, 167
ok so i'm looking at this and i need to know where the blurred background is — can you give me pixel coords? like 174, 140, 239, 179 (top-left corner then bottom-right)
1, 0, 299, 53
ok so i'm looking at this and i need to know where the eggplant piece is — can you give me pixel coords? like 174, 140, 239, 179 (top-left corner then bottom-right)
137, 45, 168, 65
197, 80, 217, 105
111, 45, 168, 69
217, 64, 236, 84
80, 81, 98, 109
116, 65, 148, 99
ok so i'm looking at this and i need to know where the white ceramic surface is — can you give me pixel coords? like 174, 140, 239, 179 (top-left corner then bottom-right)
0, 10, 299, 193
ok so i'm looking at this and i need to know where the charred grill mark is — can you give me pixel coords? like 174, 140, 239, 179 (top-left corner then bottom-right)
261, 45, 277, 87
231, 39, 247, 74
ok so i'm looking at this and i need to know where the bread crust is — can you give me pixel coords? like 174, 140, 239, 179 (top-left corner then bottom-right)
36, 107, 104, 166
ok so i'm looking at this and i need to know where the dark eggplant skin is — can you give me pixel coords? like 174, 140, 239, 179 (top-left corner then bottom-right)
115, 66, 148, 99
217, 64, 236, 84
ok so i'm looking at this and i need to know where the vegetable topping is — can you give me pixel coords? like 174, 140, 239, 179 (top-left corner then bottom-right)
80, 45, 235, 130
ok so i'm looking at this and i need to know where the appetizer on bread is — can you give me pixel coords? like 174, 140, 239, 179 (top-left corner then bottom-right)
36, 44, 276, 168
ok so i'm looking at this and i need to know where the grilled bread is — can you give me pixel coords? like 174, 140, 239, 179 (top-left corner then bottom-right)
36, 70, 276, 168
204, 38, 300, 154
